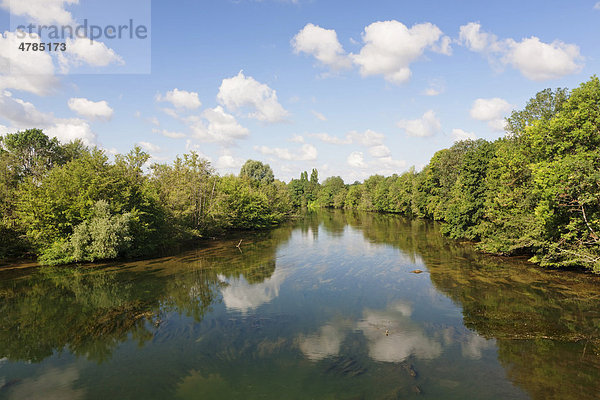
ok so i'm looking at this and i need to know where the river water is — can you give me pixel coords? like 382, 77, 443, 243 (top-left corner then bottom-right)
1, 210, 599, 399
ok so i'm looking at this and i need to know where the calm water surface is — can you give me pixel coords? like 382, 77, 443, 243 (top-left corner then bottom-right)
1, 211, 599, 399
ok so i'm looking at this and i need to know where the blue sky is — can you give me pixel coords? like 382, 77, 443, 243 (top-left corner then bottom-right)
0, 0, 599, 182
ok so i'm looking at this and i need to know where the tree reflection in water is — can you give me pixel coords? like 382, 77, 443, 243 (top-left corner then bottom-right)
1, 211, 599, 399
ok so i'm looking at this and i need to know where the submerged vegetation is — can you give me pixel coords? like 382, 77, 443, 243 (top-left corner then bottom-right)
1, 77, 600, 271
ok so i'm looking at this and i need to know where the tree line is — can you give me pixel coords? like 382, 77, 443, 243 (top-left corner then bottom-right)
1, 77, 599, 271
297, 77, 600, 272
0, 133, 291, 265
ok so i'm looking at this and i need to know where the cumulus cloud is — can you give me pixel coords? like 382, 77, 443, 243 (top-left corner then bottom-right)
0, 91, 97, 145
59, 37, 124, 71
397, 110, 441, 137
347, 151, 367, 168
351, 20, 450, 84
0, 91, 54, 126
451, 128, 477, 142
44, 118, 96, 145
0, 0, 76, 25
292, 23, 352, 70
68, 97, 113, 120
215, 150, 245, 169
368, 144, 391, 158
217, 71, 289, 123
255, 143, 317, 161
0, 31, 58, 95
189, 106, 249, 144
504, 37, 583, 81
459, 22, 501, 53
469, 98, 513, 131
459, 22, 583, 81
155, 88, 202, 110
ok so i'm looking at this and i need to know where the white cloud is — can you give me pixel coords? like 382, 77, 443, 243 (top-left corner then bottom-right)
0, 91, 54, 127
351, 20, 450, 84
504, 37, 583, 81
45, 118, 96, 145
311, 110, 327, 121
470, 98, 512, 131
59, 37, 124, 71
348, 129, 385, 146
451, 128, 477, 142
459, 22, 500, 53
377, 156, 406, 171
68, 97, 113, 120
155, 88, 201, 110
595, 2, 600, 10
289, 134, 305, 143
1, 0, 76, 25
347, 151, 367, 168
254, 143, 317, 161
459, 22, 583, 81
433, 35, 453, 56
152, 128, 186, 139
216, 151, 244, 169
217, 71, 289, 123
397, 110, 441, 137
368, 144, 391, 158
189, 106, 249, 144
291, 23, 352, 71
137, 141, 160, 152
424, 88, 441, 96
0, 31, 58, 95
0, 91, 97, 145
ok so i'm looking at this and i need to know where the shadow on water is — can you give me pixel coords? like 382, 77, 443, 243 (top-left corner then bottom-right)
0, 210, 599, 399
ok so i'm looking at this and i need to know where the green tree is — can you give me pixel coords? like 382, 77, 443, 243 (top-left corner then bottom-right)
239, 160, 274, 185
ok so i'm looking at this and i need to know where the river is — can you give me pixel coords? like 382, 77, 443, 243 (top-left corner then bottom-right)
0, 210, 599, 399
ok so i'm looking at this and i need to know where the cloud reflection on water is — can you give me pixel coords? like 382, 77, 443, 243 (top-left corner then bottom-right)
218, 268, 287, 314
298, 301, 442, 364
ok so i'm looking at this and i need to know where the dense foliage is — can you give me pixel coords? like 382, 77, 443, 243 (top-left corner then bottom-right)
2, 77, 600, 271
304, 77, 600, 272
0, 137, 291, 264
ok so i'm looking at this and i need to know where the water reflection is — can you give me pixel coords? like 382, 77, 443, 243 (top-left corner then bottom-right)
219, 266, 287, 314
0, 210, 599, 399
357, 302, 442, 363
